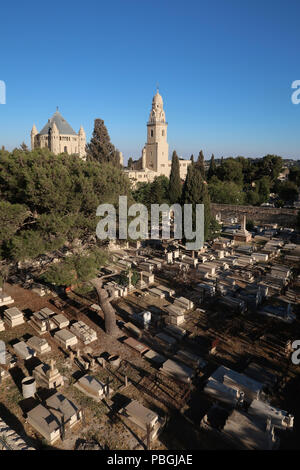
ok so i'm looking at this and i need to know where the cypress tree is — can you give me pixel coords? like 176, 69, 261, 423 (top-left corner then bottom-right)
190, 154, 194, 164
195, 150, 205, 179
182, 163, 211, 242
128, 157, 133, 169
201, 182, 211, 241
181, 161, 195, 205
87, 118, 120, 166
217, 156, 225, 180
169, 151, 182, 204
207, 154, 217, 180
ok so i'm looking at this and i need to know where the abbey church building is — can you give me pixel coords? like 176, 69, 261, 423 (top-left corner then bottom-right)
31, 109, 86, 160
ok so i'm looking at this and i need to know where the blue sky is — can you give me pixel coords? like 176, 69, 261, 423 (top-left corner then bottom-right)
0, 0, 300, 162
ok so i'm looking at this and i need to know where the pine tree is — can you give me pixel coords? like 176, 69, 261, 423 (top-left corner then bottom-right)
195, 150, 205, 179
207, 154, 217, 180
169, 151, 182, 204
87, 118, 120, 166
19, 142, 29, 152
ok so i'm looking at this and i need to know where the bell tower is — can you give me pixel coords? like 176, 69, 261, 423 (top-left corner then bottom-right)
78, 125, 86, 160
145, 89, 169, 174
31, 124, 38, 150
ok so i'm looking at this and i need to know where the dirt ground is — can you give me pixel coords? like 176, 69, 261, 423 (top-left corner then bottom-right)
0, 283, 193, 450
1, 274, 300, 450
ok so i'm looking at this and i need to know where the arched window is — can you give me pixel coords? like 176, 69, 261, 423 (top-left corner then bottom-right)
162, 130, 165, 136
151, 130, 153, 137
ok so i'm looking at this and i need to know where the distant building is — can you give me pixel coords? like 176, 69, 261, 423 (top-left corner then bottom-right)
31, 108, 86, 160
124, 90, 191, 185
277, 167, 289, 182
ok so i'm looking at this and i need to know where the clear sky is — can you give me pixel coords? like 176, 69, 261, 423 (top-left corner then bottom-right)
1, 0, 300, 162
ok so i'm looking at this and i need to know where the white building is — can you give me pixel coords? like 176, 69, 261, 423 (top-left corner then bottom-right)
124, 90, 191, 185
31, 109, 86, 160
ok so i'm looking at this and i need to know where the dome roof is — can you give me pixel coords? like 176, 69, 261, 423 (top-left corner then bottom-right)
39, 110, 77, 136
152, 90, 163, 107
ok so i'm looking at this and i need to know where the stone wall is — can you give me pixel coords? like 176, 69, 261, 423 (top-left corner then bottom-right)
211, 203, 298, 227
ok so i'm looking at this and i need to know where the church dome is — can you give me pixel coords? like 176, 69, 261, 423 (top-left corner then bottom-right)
152, 90, 163, 107
39, 109, 77, 136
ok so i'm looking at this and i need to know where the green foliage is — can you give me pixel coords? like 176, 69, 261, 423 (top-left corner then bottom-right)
289, 166, 300, 186
132, 182, 151, 206
209, 218, 222, 239
151, 175, 169, 205
216, 158, 243, 186
257, 177, 271, 204
181, 164, 194, 205
208, 178, 245, 205
236, 157, 257, 184
19, 142, 29, 152
118, 268, 139, 287
169, 151, 182, 204
194, 150, 205, 179
0, 201, 29, 244
245, 189, 260, 206
257, 155, 283, 181
182, 164, 211, 241
73, 283, 94, 296
0, 148, 132, 261
8, 230, 48, 261
133, 175, 170, 208
42, 259, 77, 286
86, 118, 120, 167
277, 181, 299, 203
41, 247, 108, 286
207, 154, 216, 180
206, 154, 285, 206
246, 219, 255, 231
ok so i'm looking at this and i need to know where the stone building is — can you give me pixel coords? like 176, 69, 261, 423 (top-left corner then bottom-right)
124, 90, 191, 185
31, 108, 86, 160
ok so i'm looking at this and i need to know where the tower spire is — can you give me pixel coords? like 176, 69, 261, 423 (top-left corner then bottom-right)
146, 89, 168, 173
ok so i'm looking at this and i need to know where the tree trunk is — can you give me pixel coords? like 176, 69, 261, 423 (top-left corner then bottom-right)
91, 278, 118, 337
